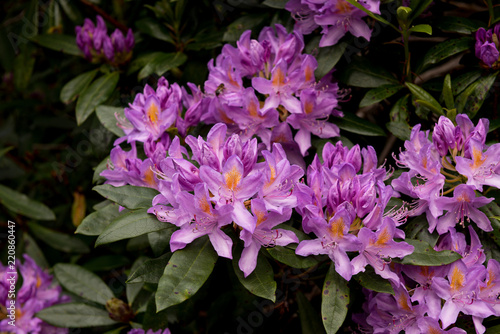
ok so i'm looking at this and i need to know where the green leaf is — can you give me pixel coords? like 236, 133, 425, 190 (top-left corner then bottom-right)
83, 255, 130, 272
409, 24, 432, 35
0, 184, 55, 220
54, 263, 114, 305
28, 222, 90, 253
455, 72, 498, 119
397, 239, 461, 266
315, 42, 348, 79
76, 72, 119, 125
434, 17, 483, 34
321, 263, 349, 334
223, 14, 268, 42
442, 74, 454, 110
389, 95, 410, 123
452, 70, 482, 96
233, 251, 276, 302
138, 52, 187, 80
135, 19, 174, 44
76, 203, 121, 236
406, 82, 444, 116
127, 256, 148, 305
359, 84, 403, 107
156, 236, 218, 311
354, 267, 394, 295
409, 0, 433, 21
404, 215, 439, 247
31, 34, 82, 56
13, 45, 36, 91
345, 0, 397, 30
93, 155, 109, 184
93, 184, 159, 210
267, 245, 320, 269
128, 253, 172, 284
386, 121, 411, 141
297, 291, 326, 334
60, 70, 98, 104
334, 112, 385, 136
24, 233, 49, 269
338, 57, 399, 88
480, 201, 500, 248
36, 303, 118, 328
485, 324, 500, 334
96, 105, 125, 137
148, 229, 174, 257
417, 37, 474, 73
95, 208, 172, 246
262, 0, 287, 8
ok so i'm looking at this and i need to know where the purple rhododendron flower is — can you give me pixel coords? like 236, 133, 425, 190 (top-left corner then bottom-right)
475, 25, 500, 68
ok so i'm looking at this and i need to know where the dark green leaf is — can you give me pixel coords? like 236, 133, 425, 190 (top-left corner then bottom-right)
13, 45, 35, 91
354, 267, 394, 295
389, 95, 410, 123
417, 37, 474, 73
321, 263, 349, 334
28, 222, 89, 253
96, 208, 172, 246
96, 105, 125, 137
452, 70, 482, 96
485, 324, 500, 334
76, 203, 121, 236
267, 245, 320, 269
223, 14, 268, 42
315, 42, 347, 79
148, 229, 174, 256
386, 121, 411, 141
128, 52, 163, 75
233, 251, 276, 302
57, 0, 83, 23
93, 155, 109, 184
54, 263, 114, 305
297, 291, 326, 334
262, 0, 287, 8
409, 24, 432, 35
36, 303, 117, 328
128, 253, 172, 284
60, 70, 98, 104
480, 201, 500, 248
409, 0, 433, 21
0, 184, 55, 220
406, 82, 444, 116
455, 72, 498, 119
83, 255, 130, 272
442, 74, 454, 110
76, 72, 120, 125
127, 256, 148, 305
156, 236, 218, 311
339, 57, 398, 88
396, 239, 461, 266
135, 19, 174, 44
23, 233, 49, 269
345, 0, 395, 28
31, 34, 82, 56
434, 17, 483, 34
404, 215, 439, 247
138, 52, 187, 80
93, 184, 159, 210
334, 112, 385, 136
359, 84, 403, 107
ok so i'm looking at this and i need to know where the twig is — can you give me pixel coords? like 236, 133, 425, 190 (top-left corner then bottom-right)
80, 0, 129, 33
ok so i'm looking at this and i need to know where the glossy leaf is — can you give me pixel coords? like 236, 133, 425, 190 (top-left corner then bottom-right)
409, 0, 434, 21
480, 202, 500, 248
297, 291, 326, 334
76, 203, 121, 236
0, 184, 55, 220
95, 208, 173, 246
76, 72, 119, 125
396, 239, 461, 266
389, 95, 410, 123
442, 74, 454, 110
13, 45, 36, 91
23, 233, 49, 269
127, 256, 148, 305
334, 112, 385, 136
345, 0, 396, 29
339, 57, 399, 88
267, 245, 320, 269
93, 155, 109, 183
223, 14, 268, 42
386, 121, 411, 141
83, 255, 130, 272
409, 24, 432, 35
262, 0, 287, 8
452, 70, 482, 96
93, 184, 159, 210
417, 37, 474, 73
28, 222, 90, 253
138, 52, 187, 80
148, 229, 174, 257
31, 34, 82, 56
36, 303, 117, 328
406, 82, 444, 116
354, 267, 394, 295
60, 70, 98, 104
54, 263, 114, 305
233, 250, 277, 302
434, 17, 483, 34
127, 253, 172, 284
321, 263, 349, 334
315, 42, 347, 79
156, 236, 217, 311
135, 19, 174, 44
455, 72, 498, 119
359, 84, 403, 107
95, 105, 125, 137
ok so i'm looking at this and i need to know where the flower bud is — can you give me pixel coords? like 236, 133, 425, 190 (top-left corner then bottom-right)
105, 298, 135, 323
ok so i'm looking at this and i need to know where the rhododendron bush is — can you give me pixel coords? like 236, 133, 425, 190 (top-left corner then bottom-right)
2, 0, 500, 333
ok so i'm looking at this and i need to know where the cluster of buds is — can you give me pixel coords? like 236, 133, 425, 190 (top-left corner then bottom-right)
285, 0, 381, 47
75, 15, 134, 66
0, 255, 69, 334
475, 24, 500, 69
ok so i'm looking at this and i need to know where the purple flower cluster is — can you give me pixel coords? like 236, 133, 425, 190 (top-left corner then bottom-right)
293, 141, 414, 281
475, 24, 500, 68
76, 15, 134, 65
355, 226, 500, 334
285, 0, 381, 47
393, 114, 497, 235
0, 255, 69, 334
196, 24, 343, 157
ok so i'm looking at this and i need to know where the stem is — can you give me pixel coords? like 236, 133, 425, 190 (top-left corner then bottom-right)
403, 29, 412, 82
486, 0, 495, 26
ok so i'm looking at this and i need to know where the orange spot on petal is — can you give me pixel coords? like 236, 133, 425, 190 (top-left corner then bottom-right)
224, 166, 242, 191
